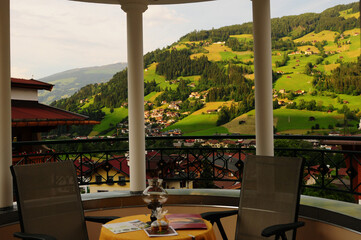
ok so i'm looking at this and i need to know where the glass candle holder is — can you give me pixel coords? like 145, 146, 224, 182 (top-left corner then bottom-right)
142, 178, 168, 222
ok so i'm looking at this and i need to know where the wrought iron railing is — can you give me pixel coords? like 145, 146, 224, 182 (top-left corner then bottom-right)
12, 135, 361, 201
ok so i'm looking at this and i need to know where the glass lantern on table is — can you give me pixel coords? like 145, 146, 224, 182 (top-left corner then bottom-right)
142, 178, 168, 223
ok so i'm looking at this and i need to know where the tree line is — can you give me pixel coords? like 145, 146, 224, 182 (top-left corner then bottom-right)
313, 57, 361, 95
155, 49, 210, 80
181, 2, 359, 43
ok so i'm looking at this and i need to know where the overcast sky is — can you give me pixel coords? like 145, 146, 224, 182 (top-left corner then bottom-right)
10, 0, 357, 79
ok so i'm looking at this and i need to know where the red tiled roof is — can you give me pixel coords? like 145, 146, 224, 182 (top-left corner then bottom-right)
12, 100, 99, 126
11, 78, 53, 91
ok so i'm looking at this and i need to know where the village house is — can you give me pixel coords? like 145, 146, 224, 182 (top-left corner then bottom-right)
278, 100, 285, 105
11, 78, 99, 155
189, 92, 201, 99
168, 103, 180, 110
206, 109, 217, 114
294, 90, 305, 95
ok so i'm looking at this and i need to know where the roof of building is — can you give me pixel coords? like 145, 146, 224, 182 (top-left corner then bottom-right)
12, 100, 99, 127
11, 78, 53, 91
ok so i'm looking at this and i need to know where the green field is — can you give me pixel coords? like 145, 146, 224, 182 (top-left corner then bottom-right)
274, 108, 342, 132
193, 101, 234, 114
223, 111, 256, 135
144, 63, 177, 90
275, 54, 320, 72
144, 92, 162, 102
340, 8, 360, 19
294, 30, 338, 43
183, 126, 229, 136
274, 73, 313, 92
220, 51, 238, 61
229, 34, 253, 40
296, 94, 361, 111
81, 98, 94, 109
222, 107, 354, 135
164, 113, 219, 134
90, 107, 128, 136
178, 75, 201, 87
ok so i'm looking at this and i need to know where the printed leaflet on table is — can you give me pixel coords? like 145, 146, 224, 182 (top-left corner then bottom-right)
103, 220, 149, 234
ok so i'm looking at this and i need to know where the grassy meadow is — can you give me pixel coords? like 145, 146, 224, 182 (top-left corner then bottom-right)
339, 8, 360, 19
144, 63, 177, 90
274, 74, 313, 92
184, 126, 229, 136
164, 113, 219, 134
90, 107, 128, 136
144, 92, 162, 102
295, 94, 361, 111
294, 30, 338, 43
164, 102, 235, 135
274, 108, 342, 133
229, 34, 253, 40
223, 111, 256, 135
81, 98, 94, 109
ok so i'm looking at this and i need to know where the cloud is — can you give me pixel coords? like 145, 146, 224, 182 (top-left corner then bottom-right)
271, 0, 356, 17
11, 0, 128, 78
144, 6, 189, 27
11, 66, 32, 79
9, 0, 358, 78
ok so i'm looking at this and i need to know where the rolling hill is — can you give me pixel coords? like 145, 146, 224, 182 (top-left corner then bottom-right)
38, 62, 127, 104
50, 2, 360, 137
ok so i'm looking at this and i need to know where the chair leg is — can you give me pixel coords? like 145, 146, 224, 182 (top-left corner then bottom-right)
215, 219, 228, 240
275, 232, 288, 240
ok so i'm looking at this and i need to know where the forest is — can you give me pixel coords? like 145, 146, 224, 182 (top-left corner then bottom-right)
182, 2, 359, 42
313, 57, 361, 95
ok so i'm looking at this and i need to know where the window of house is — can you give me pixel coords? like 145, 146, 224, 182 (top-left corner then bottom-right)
180, 180, 186, 188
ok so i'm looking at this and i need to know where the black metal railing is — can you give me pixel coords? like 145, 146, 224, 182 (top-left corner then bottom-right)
12, 135, 361, 201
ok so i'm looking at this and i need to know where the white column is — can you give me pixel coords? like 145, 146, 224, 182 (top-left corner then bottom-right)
0, 0, 13, 209
121, 3, 148, 193
252, 0, 274, 156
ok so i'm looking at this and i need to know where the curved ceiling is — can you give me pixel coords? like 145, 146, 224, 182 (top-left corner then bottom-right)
71, 0, 211, 5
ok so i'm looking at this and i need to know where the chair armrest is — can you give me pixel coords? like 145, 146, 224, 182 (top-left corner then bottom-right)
85, 216, 120, 224
261, 221, 305, 238
14, 232, 57, 240
201, 209, 238, 223
201, 210, 238, 240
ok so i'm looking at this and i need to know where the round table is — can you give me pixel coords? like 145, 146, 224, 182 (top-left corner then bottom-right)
99, 214, 216, 240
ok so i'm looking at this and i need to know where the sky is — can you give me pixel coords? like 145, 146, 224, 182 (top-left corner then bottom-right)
10, 0, 358, 79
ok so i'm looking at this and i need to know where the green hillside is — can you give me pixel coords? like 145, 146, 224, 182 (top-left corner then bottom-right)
51, 2, 360, 137
39, 62, 127, 104
90, 107, 128, 136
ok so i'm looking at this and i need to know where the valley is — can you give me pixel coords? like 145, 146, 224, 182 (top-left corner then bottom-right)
49, 2, 361, 138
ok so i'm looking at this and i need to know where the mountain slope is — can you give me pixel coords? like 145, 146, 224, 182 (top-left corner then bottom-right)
38, 62, 127, 104
51, 2, 360, 136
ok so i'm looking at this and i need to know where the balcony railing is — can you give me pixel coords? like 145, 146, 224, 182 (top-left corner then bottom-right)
12, 135, 361, 201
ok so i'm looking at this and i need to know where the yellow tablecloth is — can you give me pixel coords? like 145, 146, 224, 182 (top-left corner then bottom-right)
99, 214, 216, 240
